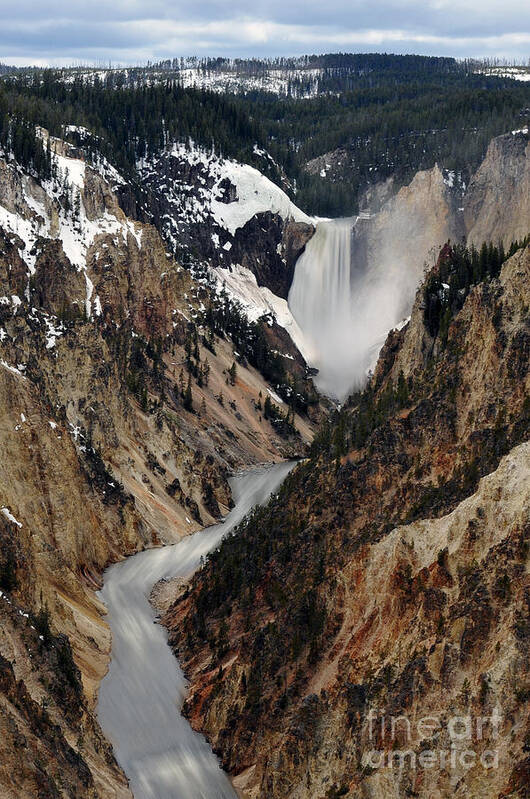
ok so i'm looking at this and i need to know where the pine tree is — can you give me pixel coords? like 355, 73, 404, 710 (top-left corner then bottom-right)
185, 336, 193, 371
396, 370, 409, 407
0, 549, 17, 592
184, 374, 193, 411
478, 242, 489, 282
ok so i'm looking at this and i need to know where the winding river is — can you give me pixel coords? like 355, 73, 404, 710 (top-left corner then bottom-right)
97, 460, 295, 799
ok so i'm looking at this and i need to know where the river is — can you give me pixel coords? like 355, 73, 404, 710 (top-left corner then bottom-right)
97, 460, 295, 799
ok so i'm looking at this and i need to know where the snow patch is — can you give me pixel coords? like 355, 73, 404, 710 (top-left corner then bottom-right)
212, 263, 311, 362
267, 388, 284, 405
1, 507, 22, 528
210, 160, 312, 236
477, 67, 530, 82
0, 360, 26, 379
443, 170, 455, 188
394, 316, 411, 332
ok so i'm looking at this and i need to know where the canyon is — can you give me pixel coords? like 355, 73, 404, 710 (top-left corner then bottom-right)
0, 99, 527, 799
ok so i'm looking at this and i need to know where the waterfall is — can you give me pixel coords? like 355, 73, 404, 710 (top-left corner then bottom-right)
288, 217, 410, 401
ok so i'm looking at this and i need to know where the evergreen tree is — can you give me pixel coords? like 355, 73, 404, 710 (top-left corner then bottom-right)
184, 374, 193, 411
203, 359, 210, 387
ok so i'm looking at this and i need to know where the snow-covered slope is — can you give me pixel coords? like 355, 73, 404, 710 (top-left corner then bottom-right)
176, 67, 323, 97
48, 64, 324, 98
476, 66, 530, 82
139, 140, 311, 245
212, 263, 311, 362
209, 161, 312, 236
138, 140, 314, 353
0, 133, 142, 320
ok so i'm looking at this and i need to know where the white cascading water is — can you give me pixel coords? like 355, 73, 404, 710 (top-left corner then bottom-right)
288, 217, 411, 401
97, 461, 295, 799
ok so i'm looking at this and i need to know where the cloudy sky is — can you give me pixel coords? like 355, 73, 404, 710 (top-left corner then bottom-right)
0, 0, 529, 66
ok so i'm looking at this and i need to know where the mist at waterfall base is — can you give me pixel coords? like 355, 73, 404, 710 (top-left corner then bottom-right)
97, 461, 295, 799
288, 218, 417, 402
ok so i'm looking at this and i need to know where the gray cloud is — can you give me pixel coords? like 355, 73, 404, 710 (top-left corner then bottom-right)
0, 1, 528, 64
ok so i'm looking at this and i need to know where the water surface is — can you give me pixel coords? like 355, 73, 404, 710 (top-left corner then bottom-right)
98, 460, 295, 799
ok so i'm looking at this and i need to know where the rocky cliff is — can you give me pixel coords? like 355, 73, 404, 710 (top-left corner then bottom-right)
351, 163, 465, 329
352, 129, 528, 319
166, 244, 530, 799
138, 141, 314, 296
465, 131, 530, 248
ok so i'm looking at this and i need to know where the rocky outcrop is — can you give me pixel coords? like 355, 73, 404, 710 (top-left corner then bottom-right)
136, 142, 314, 302
358, 176, 396, 214
305, 146, 350, 182
30, 240, 87, 313
166, 245, 530, 799
465, 131, 530, 247
352, 163, 465, 320
224, 215, 313, 300
326, 130, 530, 361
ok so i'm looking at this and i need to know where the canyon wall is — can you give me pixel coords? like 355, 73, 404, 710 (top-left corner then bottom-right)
0, 139, 316, 799
167, 244, 530, 799
465, 131, 530, 247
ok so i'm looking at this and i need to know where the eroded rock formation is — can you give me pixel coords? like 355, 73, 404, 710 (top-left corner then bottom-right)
167, 245, 530, 799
